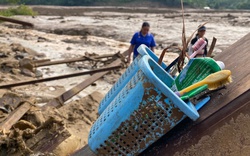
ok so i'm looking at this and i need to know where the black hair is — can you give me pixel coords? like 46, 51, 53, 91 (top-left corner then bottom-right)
142, 22, 150, 27
198, 25, 206, 31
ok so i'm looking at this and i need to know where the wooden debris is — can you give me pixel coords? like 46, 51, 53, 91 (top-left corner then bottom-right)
0, 102, 31, 131
0, 16, 34, 27
35, 53, 116, 67
207, 37, 217, 57
26, 117, 71, 153
0, 65, 121, 89
45, 50, 128, 108
33, 59, 51, 64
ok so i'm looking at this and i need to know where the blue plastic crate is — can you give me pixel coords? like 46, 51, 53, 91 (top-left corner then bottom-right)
89, 55, 202, 155
98, 44, 168, 115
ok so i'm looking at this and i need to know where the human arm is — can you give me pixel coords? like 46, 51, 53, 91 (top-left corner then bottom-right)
127, 33, 137, 63
150, 34, 156, 52
127, 44, 135, 63
150, 47, 155, 52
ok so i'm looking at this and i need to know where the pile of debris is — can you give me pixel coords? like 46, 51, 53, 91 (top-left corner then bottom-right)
0, 41, 127, 155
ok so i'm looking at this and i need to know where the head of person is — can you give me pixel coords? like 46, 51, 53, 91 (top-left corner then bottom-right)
141, 22, 150, 35
198, 25, 206, 37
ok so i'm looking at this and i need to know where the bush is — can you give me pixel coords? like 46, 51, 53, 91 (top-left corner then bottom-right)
0, 5, 37, 16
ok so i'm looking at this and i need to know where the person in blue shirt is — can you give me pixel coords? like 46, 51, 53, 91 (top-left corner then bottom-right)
127, 22, 156, 63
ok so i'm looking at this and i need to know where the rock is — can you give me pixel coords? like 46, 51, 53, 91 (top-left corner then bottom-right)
13, 120, 36, 130
24, 48, 46, 57
37, 36, 51, 42
11, 68, 21, 75
14, 52, 28, 60
21, 68, 36, 77
24, 47, 38, 56
66, 47, 72, 50
0, 52, 8, 58
10, 43, 25, 52
0, 61, 18, 73
49, 87, 56, 91
35, 69, 43, 77
19, 58, 35, 72
36, 53, 46, 58
89, 91, 104, 104
48, 16, 64, 20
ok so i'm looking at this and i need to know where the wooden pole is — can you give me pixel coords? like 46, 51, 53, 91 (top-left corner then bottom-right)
35, 54, 116, 67
0, 16, 34, 27
207, 37, 217, 57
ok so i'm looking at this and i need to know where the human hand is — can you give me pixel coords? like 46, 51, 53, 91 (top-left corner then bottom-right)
127, 55, 131, 63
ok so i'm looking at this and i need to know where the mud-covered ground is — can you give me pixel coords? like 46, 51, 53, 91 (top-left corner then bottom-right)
0, 6, 249, 156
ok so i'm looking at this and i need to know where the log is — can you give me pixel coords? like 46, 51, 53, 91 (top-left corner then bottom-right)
0, 65, 121, 89
0, 102, 31, 131
0, 16, 34, 27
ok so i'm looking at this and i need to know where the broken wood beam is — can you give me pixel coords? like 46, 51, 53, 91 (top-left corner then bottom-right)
207, 37, 217, 57
26, 117, 71, 152
45, 50, 128, 108
35, 54, 116, 67
0, 102, 31, 131
0, 65, 121, 89
0, 16, 34, 27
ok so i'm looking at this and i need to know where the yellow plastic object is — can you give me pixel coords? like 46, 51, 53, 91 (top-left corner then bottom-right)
176, 70, 232, 96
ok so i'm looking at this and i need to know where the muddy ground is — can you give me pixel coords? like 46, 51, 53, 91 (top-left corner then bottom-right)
0, 6, 249, 156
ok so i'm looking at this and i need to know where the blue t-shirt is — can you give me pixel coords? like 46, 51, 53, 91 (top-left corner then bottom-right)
130, 32, 156, 57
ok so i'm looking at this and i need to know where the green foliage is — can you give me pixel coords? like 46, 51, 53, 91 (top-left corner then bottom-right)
7, 0, 21, 4
0, 4, 37, 16
0, 0, 249, 10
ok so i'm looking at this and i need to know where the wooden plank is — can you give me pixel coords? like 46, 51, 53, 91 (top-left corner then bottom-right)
198, 32, 250, 121
33, 59, 51, 64
0, 65, 121, 89
35, 54, 116, 67
0, 102, 31, 131
141, 89, 250, 156
0, 16, 34, 27
45, 50, 128, 108
71, 145, 96, 156
26, 117, 71, 152
141, 33, 250, 155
